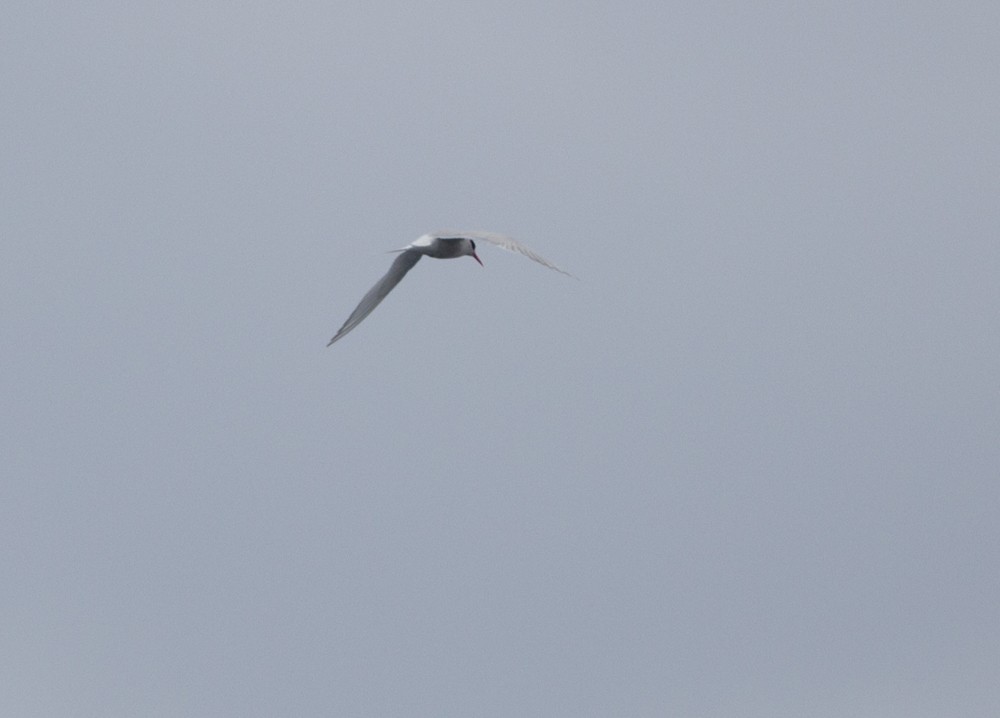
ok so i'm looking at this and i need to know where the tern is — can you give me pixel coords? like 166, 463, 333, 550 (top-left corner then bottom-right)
327, 230, 573, 346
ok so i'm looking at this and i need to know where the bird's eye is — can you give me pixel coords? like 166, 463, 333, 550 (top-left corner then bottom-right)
470, 240, 476, 249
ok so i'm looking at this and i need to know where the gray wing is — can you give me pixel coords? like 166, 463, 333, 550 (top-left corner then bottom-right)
327, 250, 423, 346
433, 230, 575, 278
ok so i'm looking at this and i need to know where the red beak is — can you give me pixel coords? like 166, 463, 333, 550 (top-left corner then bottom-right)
472, 251, 484, 267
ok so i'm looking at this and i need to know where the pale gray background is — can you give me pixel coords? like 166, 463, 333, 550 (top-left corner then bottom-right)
2, 2, 998, 716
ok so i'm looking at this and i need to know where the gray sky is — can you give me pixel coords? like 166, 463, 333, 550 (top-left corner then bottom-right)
3, 2, 998, 716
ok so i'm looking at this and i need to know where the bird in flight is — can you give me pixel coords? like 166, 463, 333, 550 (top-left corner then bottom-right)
327, 230, 573, 346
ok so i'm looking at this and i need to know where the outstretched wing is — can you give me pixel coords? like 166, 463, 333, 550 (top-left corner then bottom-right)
327, 250, 423, 346
432, 230, 575, 278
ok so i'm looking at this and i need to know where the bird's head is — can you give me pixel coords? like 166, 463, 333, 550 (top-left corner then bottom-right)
468, 239, 484, 267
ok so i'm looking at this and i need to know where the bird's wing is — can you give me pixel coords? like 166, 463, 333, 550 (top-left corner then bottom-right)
433, 230, 575, 278
327, 250, 423, 346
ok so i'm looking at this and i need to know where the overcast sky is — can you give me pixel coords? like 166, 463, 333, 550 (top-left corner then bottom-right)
3, 2, 998, 716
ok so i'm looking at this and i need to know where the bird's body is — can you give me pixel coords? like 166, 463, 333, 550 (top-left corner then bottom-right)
327, 230, 572, 346
407, 233, 480, 259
